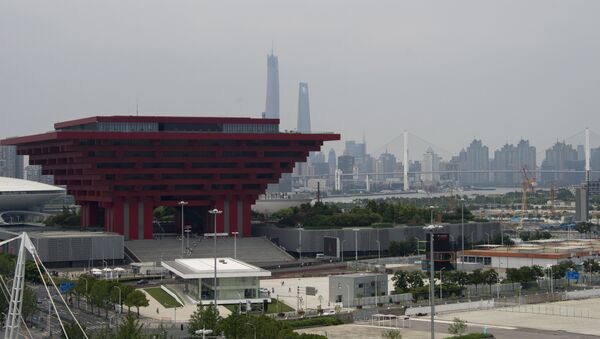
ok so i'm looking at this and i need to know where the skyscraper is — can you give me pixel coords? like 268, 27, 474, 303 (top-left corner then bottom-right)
297, 82, 311, 132
462, 140, 489, 186
376, 152, 397, 181
421, 147, 441, 185
541, 142, 581, 185
264, 51, 280, 119
0, 145, 24, 179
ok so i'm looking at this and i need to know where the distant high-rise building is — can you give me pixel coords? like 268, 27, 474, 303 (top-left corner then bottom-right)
462, 140, 489, 186
541, 142, 582, 186
344, 141, 357, 156
328, 148, 337, 174
264, 51, 279, 119
421, 147, 441, 185
297, 82, 311, 132
0, 145, 24, 179
337, 155, 355, 175
25, 165, 54, 185
491, 140, 535, 187
577, 145, 585, 161
376, 152, 397, 181
591, 147, 600, 181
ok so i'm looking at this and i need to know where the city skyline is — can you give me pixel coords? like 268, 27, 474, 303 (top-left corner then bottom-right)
2, 1, 600, 157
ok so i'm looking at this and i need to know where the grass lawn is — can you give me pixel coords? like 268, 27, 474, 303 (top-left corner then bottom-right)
145, 287, 183, 308
224, 299, 294, 314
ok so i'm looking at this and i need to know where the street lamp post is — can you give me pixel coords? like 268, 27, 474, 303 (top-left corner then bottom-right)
546, 265, 553, 294
439, 267, 445, 301
178, 201, 188, 258
375, 240, 381, 266
429, 206, 436, 224
209, 208, 223, 308
353, 228, 360, 271
423, 224, 444, 339
461, 198, 465, 271
232, 231, 239, 259
297, 224, 303, 261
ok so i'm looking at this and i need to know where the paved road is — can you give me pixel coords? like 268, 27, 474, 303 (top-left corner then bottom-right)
406, 317, 600, 339
299, 321, 600, 339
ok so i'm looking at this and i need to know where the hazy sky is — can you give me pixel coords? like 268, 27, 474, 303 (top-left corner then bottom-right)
2, 1, 600, 160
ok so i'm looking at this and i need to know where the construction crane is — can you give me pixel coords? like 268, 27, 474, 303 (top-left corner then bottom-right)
520, 167, 536, 226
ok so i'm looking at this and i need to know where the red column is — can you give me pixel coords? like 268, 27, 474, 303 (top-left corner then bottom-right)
242, 197, 252, 236
101, 202, 113, 233
113, 199, 124, 236
143, 199, 154, 240
229, 196, 238, 235
80, 203, 89, 227
128, 197, 139, 240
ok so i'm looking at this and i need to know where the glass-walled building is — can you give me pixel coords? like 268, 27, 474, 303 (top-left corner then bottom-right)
162, 257, 271, 305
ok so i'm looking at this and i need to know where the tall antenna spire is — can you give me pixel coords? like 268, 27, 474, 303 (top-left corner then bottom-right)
271, 40, 274, 55
136, 97, 139, 116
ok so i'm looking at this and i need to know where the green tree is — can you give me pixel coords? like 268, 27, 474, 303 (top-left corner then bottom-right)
61, 321, 87, 339
21, 286, 38, 321
550, 260, 577, 279
583, 258, 600, 274
115, 312, 145, 339
392, 270, 424, 293
43, 206, 80, 227
381, 329, 402, 339
447, 317, 468, 335
124, 290, 149, 317
189, 304, 222, 336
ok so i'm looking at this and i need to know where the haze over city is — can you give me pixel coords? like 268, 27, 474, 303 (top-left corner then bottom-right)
2, 1, 600, 156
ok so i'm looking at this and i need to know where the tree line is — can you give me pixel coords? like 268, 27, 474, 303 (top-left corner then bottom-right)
272, 200, 475, 228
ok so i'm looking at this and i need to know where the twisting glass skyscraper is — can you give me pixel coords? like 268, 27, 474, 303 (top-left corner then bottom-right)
297, 82, 311, 132
264, 51, 280, 119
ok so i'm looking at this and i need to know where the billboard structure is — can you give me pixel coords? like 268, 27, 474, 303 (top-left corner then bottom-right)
323, 236, 340, 258
423, 233, 456, 271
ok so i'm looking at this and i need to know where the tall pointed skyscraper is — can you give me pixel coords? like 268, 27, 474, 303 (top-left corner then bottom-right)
297, 82, 311, 132
264, 51, 280, 119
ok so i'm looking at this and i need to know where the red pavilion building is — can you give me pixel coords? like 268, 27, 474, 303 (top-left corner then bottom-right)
2, 116, 339, 240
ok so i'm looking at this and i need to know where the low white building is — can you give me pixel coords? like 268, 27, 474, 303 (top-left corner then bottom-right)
461, 240, 600, 270
161, 257, 271, 305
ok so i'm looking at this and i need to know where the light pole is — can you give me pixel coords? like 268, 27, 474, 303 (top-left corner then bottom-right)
112, 286, 121, 314
232, 231, 239, 259
423, 224, 444, 339
178, 201, 188, 258
209, 208, 223, 307
460, 198, 465, 271
429, 206, 436, 224
485, 233, 490, 245
353, 228, 360, 271
439, 267, 445, 301
375, 240, 381, 266
297, 224, 303, 261
546, 265, 553, 294
341, 239, 347, 262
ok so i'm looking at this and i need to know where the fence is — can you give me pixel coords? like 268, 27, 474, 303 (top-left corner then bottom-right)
346, 293, 412, 308
405, 299, 495, 316
497, 303, 594, 319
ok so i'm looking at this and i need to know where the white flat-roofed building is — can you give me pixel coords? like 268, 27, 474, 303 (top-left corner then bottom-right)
161, 257, 271, 305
